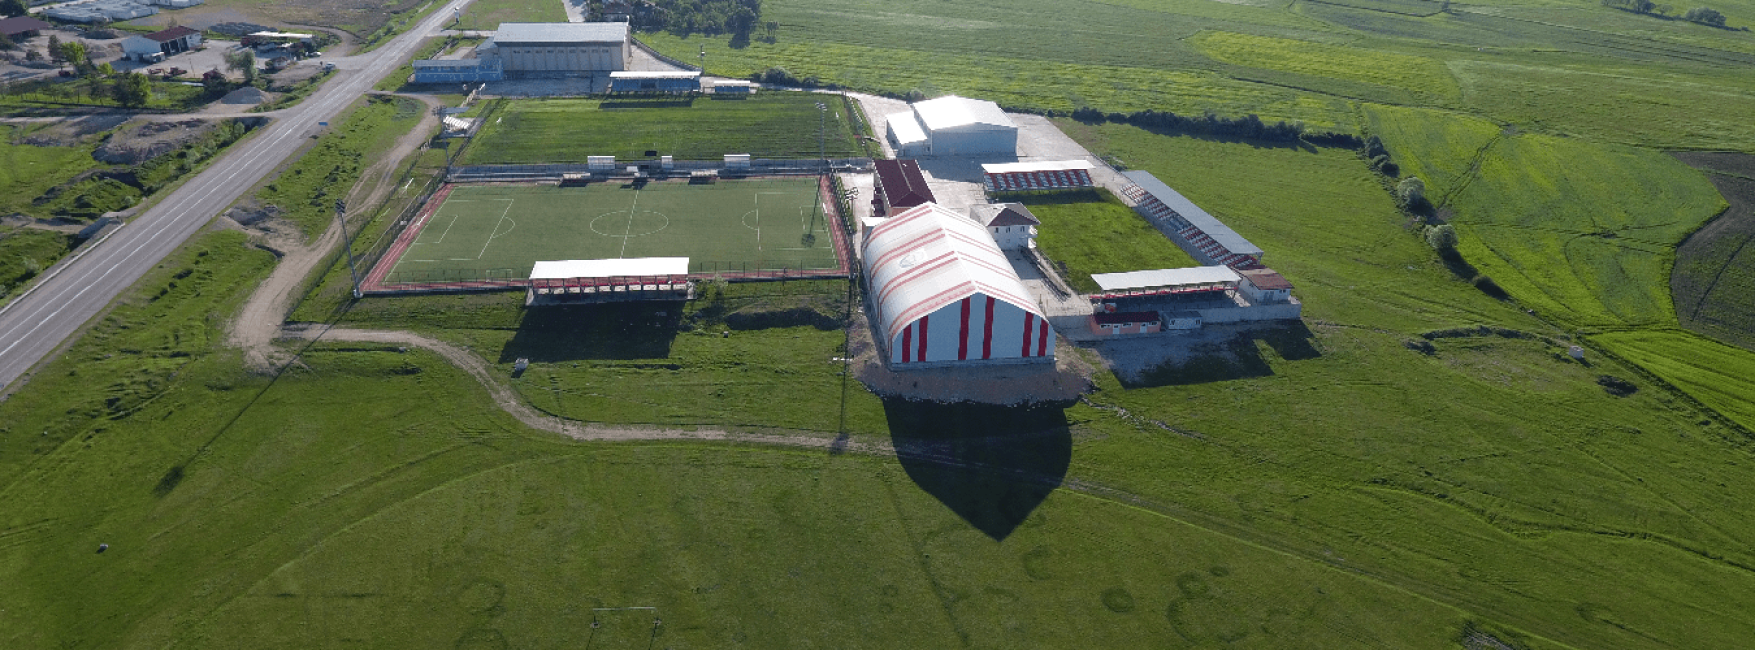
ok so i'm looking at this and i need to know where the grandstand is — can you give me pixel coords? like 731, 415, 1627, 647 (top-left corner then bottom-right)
1119, 170, 1264, 269
526, 258, 693, 305
982, 160, 1094, 192
609, 71, 702, 94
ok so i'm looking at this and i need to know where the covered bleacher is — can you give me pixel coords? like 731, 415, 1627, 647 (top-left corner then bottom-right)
608, 71, 702, 94
982, 160, 1095, 192
1087, 265, 1240, 302
526, 257, 694, 305
1119, 170, 1264, 269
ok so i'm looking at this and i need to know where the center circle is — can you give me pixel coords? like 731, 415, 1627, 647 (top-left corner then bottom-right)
590, 210, 670, 238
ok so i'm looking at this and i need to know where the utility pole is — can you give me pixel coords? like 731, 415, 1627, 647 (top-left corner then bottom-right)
334, 200, 363, 299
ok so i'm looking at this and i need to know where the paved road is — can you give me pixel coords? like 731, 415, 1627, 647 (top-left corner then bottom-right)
0, 2, 472, 393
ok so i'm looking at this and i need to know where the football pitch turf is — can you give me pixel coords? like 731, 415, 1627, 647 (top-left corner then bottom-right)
383, 178, 842, 283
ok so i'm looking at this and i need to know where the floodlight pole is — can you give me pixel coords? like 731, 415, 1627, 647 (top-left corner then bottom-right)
816, 102, 827, 174
335, 200, 363, 299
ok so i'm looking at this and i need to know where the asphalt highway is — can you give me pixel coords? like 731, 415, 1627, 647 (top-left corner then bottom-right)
0, 2, 472, 392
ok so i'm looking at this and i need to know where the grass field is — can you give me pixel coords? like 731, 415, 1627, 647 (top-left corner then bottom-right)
1362, 104, 1504, 203
1669, 152, 1755, 350
1594, 329, 1755, 431
1191, 31, 1460, 100
0, 228, 72, 303
463, 95, 867, 164
384, 179, 839, 282
1447, 133, 1726, 328
1012, 189, 1201, 293
257, 95, 427, 241
0, 124, 109, 218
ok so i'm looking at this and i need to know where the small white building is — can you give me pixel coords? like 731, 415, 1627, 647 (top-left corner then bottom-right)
886, 95, 1017, 157
1237, 268, 1294, 304
968, 202, 1039, 250
121, 26, 202, 62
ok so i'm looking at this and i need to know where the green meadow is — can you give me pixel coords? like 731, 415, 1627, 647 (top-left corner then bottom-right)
463, 94, 867, 164
1015, 189, 1202, 293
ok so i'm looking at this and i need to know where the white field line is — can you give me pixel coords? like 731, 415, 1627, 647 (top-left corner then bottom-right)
476, 199, 515, 260
618, 187, 642, 259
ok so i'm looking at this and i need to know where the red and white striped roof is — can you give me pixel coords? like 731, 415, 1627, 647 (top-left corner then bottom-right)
863, 203, 1042, 343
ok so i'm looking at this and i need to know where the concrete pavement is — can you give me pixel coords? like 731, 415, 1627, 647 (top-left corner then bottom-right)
0, 0, 476, 394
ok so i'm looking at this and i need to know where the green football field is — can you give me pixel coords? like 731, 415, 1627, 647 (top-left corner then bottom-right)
384, 179, 842, 283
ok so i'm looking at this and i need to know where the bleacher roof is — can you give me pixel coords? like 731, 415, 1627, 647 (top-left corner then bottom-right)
1091, 265, 1241, 292
493, 22, 628, 44
609, 71, 701, 79
530, 257, 689, 280
912, 95, 1016, 133
1120, 170, 1263, 257
982, 160, 1095, 174
863, 203, 1040, 343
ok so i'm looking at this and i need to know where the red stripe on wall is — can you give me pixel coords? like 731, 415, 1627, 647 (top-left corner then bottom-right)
901, 324, 912, 363
918, 315, 930, 361
957, 298, 971, 361
982, 296, 995, 359
1036, 316, 1049, 357
1022, 313, 1034, 357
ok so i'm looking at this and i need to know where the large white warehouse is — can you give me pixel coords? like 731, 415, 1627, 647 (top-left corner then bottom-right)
864, 202, 1053, 366
886, 95, 1018, 157
482, 22, 630, 75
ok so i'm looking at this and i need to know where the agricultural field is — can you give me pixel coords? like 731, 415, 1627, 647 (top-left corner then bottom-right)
1361, 103, 1503, 203
1594, 329, 1755, 431
1012, 189, 1201, 293
463, 94, 868, 164
1191, 31, 1460, 101
1669, 152, 1755, 350
1446, 133, 1725, 328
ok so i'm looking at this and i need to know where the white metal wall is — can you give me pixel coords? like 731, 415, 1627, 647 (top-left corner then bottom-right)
927, 126, 1017, 156
888, 293, 1053, 364
501, 43, 627, 72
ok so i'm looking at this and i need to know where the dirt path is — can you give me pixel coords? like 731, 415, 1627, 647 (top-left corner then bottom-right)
227, 93, 443, 369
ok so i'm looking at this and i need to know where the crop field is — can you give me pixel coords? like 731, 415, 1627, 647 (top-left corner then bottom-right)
1361, 104, 1503, 203
1450, 60, 1755, 150
1012, 189, 1201, 293
1593, 329, 1755, 430
1669, 152, 1755, 350
463, 95, 867, 164
379, 179, 839, 283
1191, 31, 1459, 100
1448, 133, 1725, 328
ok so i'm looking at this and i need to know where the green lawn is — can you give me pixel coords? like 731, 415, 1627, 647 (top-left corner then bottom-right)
383, 178, 838, 282
1192, 31, 1460, 101
451, 0, 564, 30
1013, 189, 1201, 293
463, 94, 867, 164
1448, 133, 1726, 328
0, 124, 108, 218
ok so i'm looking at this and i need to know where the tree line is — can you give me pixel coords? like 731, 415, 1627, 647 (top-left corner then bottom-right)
1069, 106, 1361, 146
1601, 0, 1736, 28
631, 0, 776, 42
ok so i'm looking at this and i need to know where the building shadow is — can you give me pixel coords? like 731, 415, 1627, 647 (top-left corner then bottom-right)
1119, 322, 1320, 389
599, 97, 696, 110
885, 398, 1073, 541
496, 301, 684, 363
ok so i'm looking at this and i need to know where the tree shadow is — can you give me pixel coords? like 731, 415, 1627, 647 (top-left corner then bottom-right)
885, 399, 1072, 541
496, 302, 683, 363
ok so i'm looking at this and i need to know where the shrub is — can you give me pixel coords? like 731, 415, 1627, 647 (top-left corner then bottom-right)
1597, 375, 1639, 396
1683, 6, 1728, 26
1425, 224, 1458, 251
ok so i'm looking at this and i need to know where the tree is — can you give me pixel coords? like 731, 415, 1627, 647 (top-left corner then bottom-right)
1397, 176, 1426, 207
115, 72, 150, 108
0, 0, 23, 18
57, 41, 86, 68
1684, 6, 1728, 25
47, 35, 62, 64
1426, 224, 1459, 251
0, 33, 13, 51
763, 20, 778, 42
25, 47, 40, 62
224, 50, 257, 84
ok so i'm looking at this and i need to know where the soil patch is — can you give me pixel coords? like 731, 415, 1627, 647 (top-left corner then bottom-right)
94, 119, 220, 165
220, 87, 271, 105
1671, 152, 1755, 350
15, 115, 131, 147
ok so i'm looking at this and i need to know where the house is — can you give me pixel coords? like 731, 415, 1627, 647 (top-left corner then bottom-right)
968, 202, 1039, 250
872, 159, 935, 217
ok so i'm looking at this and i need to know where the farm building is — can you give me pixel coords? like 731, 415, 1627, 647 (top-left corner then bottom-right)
482, 22, 630, 76
412, 59, 505, 83
968, 202, 1039, 250
863, 202, 1053, 367
121, 26, 202, 62
1120, 170, 1264, 269
872, 159, 936, 217
886, 95, 1018, 157
526, 258, 692, 305
609, 71, 701, 94
0, 16, 50, 41
982, 160, 1094, 192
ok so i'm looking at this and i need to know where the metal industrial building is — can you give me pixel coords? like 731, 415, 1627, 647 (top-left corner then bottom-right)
863, 203, 1053, 367
482, 23, 630, 76
886, 95, 1018, 157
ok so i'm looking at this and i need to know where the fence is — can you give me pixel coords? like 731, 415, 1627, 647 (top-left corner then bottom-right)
448, 157, 873, 182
